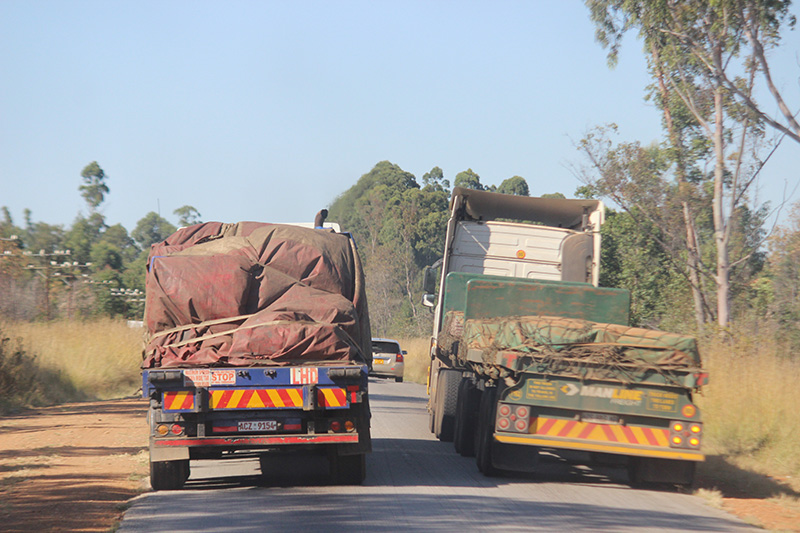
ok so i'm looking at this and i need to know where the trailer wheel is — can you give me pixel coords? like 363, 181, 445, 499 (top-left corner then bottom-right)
453, 377, 479, 457
150, 459, 189, 491
475, 386, 499, 476
433, 369, 461, 442
330, 453, 366, 485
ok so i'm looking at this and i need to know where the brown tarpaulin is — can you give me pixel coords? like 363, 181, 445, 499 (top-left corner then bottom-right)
142, 222, 371, 368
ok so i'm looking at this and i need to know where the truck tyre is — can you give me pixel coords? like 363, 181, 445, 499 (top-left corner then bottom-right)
150, 459, 189, 491
475, 386, 500, 476
453, 377, 479, 457
330, 453, 366, 485
395, 376, 403, 383
433, 369, 461, 442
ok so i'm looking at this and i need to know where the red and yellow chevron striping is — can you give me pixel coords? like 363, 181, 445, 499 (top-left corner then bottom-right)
318, 388, 348, 408
163, 391, 194, 411
211, 388, 304, 410
532, 416, 670, 447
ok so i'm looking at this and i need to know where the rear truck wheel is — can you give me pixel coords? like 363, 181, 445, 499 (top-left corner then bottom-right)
475, 385, 500, 477
329, 453, 366, 485
395, 376, 404, 383
453, 377, 479, 457
628, 457, 696, 487
433, 369, 461, 442
150, 459, 189, 491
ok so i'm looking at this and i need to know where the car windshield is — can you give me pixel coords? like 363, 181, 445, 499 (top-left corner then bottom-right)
372, 341, 400, 353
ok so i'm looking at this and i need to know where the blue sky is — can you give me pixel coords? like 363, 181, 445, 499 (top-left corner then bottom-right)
2, 1, 799, 233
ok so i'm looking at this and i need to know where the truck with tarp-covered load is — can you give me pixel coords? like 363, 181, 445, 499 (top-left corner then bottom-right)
422, 187, 708, 485
141, 220, 372, 489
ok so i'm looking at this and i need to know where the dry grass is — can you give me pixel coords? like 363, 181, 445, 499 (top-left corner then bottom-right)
0, 319, 144, 407
696, 331, 800, 487
396, 336, 431, 386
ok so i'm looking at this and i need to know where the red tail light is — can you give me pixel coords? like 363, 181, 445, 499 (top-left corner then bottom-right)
396, 352, 404, 362
496, 402, 530, 433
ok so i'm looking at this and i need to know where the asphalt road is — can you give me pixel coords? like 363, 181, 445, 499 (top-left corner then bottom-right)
119, 379, 756, 532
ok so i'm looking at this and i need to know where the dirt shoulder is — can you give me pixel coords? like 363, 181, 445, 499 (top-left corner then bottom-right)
1, 399, 799, 531
0, 398, 149, 532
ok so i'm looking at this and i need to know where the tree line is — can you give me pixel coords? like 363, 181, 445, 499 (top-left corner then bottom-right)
2, 1, 799, 345
0, 161, 199, 321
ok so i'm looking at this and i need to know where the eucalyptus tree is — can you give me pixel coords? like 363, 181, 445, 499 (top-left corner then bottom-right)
584, 0, 791, 328
131, 212, 177, 250
174, 205, 202, 227
497, 176, 530, 196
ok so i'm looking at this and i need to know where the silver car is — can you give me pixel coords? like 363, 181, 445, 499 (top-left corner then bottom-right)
370, 338, 405, 382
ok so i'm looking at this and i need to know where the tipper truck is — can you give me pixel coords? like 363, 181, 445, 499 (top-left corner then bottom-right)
141, 221, 372, 490
423, 187, 708, 485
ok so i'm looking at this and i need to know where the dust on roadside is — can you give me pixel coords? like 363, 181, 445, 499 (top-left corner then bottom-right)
1, 398, 799, 532
0, 398, 149, 532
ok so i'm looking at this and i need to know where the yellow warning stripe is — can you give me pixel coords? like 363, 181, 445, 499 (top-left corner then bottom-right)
163, 391, 194, 410
210, 388, 304, 409
533, 417, 670, 447
318, 388, 347, 408
496, 434, 705, 461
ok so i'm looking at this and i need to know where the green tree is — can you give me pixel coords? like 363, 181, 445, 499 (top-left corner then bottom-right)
496, 176, 529, 196
421, 166, 450, 191
131, 212, 177, 249
328, 161, 449, 336
600, 208, 689, 328
453, 168, 484, 191
79, 162, 109, 213
174, 205, 202, 227
91, 268, 126, 318
100, 224, 140, 264
63, 215, 103, 264
90, 242, 123, 271
763, 201, 800, 344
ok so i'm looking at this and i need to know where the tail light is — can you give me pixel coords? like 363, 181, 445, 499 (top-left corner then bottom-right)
329, 419, 356, 433
496, 403, 530, 433
396, 352, 404, 363
670, 420, 702, 449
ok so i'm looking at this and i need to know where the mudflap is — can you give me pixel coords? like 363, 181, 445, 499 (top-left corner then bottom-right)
629, 457, 697, 486
149, 439, 189, 462
491, 440, 539, 473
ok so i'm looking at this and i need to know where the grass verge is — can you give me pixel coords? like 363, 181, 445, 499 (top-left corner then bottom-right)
0, 319, 143, 413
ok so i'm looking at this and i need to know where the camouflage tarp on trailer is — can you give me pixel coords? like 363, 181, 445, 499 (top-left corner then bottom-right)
442, 313, 703, 385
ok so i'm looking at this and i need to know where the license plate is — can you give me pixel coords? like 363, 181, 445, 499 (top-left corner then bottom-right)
374, 358, 387, 364
237, 420, 278, 432
581, 412, 620, 425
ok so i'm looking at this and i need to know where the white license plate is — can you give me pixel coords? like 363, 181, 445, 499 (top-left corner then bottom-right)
237, 420, 278, 432
581, 413, 620, 425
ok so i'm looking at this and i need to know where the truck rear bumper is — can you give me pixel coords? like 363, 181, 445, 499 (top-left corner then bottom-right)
495, 433, 704, 461
153, 433, 360, 448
